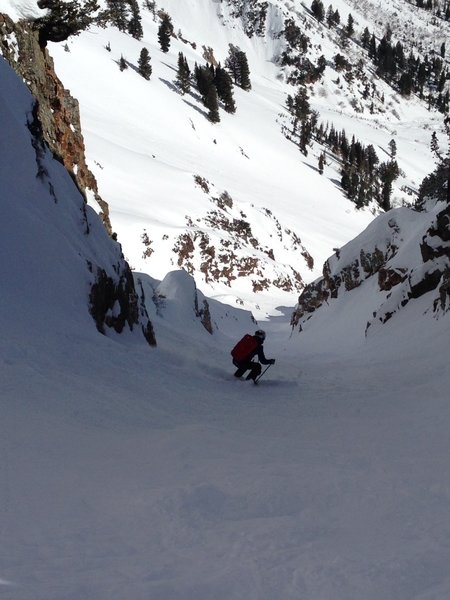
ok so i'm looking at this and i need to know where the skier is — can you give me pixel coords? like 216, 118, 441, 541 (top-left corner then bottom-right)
231, 329, 275, 383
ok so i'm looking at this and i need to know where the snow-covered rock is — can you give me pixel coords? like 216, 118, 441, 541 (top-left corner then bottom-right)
291, 197, 450, 337
0, 55, 155, 346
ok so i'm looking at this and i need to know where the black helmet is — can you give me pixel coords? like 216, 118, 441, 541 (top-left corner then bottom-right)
255, 329, 266, 341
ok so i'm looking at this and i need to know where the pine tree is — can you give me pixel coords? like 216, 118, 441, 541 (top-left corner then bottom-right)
418, 118, 450, 206
341, 167, 351, 195
376, 36, 395, 78
443, 90, 450, 113
388, 138, 397, 160
366, 144, 379, 179
311, 0, 325, 22
316, 55, 326, 78
441, 42, 446, 58
417, 61, 427, 97
286, 86, 315, 154
106, 0, 129, 32
399, 72, 413, 96
214, 64, 236, 114
340, 129, 349, 159
286, 87, 311, 133
345, 13, 354, 38
127, 0, 143, 39
334, 53, 347, 71
361, 27, 371, 49
119, 55, 127, 71
326, 4, 335, 27
318, 152, 325, 174
194, 64, 214, 100
176, 52, 191, 95
226, 45, 240, 85
204, 84, 220, 123
430, 131, 443, 161
237, 50, 251, 90
158, 13, 173, 53
378, 159, 399, 211
385, 24, 393, 43
299, 120, 313, 155
394, 41, 405, 71
225, 45, 251, 90
36, 0, 100, 45
369, 33, 377, 59
194, 64, 222, 122
138, 47, 152, 79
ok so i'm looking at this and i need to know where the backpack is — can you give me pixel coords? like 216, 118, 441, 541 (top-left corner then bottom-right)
231, 334, 258, 363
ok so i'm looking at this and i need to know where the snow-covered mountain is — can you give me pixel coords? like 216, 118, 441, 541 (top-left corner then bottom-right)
2, 0, 447, 318
38, 0, 446, 316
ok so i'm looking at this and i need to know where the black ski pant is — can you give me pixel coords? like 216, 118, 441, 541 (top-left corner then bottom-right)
233, 359, 262, 381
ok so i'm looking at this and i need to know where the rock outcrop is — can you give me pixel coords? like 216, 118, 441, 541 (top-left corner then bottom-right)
1, 13, 156, 346
291, 201, 450, 334
90, 266, 156, 346
167, 177, 313, 296
0, 12, 112, 233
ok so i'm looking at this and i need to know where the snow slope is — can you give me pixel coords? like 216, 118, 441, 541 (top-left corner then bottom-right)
2, 257, 450, 600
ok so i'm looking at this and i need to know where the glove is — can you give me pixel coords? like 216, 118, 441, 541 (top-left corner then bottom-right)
269, 359, 275, 365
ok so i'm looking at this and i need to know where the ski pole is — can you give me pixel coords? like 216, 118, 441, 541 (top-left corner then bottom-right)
255, 364, 272, 384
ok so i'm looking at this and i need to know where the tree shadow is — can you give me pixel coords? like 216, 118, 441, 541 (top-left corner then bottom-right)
161, 61, 178, 74
182, 98, 208, 119
301, 161, 321, 175
159, 78, 208, 119
159, 77, 179, 93
127, 61, 140, 75
300, 161, 343, 191
329, 177, 342, 189
114, 58, 140, 75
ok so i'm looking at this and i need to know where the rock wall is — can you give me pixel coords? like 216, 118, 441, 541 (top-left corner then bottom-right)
1, 12, 156, 346
0, 12, 112, 233
291, 202, 450, 333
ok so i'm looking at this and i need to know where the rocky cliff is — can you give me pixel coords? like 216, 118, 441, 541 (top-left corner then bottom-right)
0, 12, 112, 233
0, 12, 156, 346
291, 199, 450, 334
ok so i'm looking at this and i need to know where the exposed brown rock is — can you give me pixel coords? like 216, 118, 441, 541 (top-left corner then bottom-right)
90, 267, 156, 345
0, 13, 112, 233
293, 203, 450, 333
195, 296, 213, 334
434, 268, 450, 314
378, 267, 408, 291
409, 269, 442, 299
